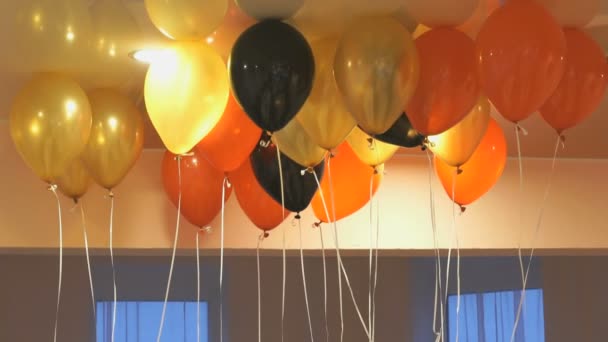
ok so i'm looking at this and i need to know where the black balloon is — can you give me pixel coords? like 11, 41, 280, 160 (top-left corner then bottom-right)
250, 133, 324, 213
230, 20, 315, 132
375, 113, 425, 148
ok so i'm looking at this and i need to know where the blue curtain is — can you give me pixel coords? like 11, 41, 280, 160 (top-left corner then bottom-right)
448, 289, 545, 342
96, 301, 208, 342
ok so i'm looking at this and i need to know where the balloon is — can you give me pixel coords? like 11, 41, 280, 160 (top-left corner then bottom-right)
145, 0, 228, 40
403, 0, 479, 27
229, 20, 314, 132
347, 127, 399, 167
537, 0, 600, 28
476, 0, 566, 123
457, 0, 501, 38
250, 134, 324, 213
10, 73, 92, 183
236, 0, 304, 20
162, 150, 231, 228
296, 38, 356, 150
434, 118, 506, 206
145, 42, 229, 155
375, 113, 425, 148
56, 159, 91, 202
334, 16, 419, 135
272, 119, 326, 167
407, 27, 480, 136
205, 0, 256, 61
229, 157, 290, 231
81, 89, 144, 190
428, 97, 491, 167
196, 92, 261, 172
540, 29, 608, 134
311, 143, 384, 223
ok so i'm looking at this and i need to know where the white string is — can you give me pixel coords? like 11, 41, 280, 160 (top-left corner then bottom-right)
48, 185, 63, 342
257, 233, 265, 342
108, 190, 117, 342
449, 171, 462, 342
219, 177, 230, 342
318, 223, 330, 342
511, 125, 526, 342
371, 169, 381, 342
368, 170, 374, 342
79, 201, 96, 320
298, 218, 315, 342
157, 155, 183, 342
196, 229, 201, 342
510, 135, 561, 342
311, 171, 371, 340
274, 142, 287, 342
425, 151, 444, 342
326, 157, 345, 342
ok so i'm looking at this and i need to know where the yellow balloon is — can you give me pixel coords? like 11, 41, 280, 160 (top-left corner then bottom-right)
10, 73, 92, 183
145, 0, 228, 40
296, 38, 356, 150
56, 158, 91, 201
428, 97, 491, 167
272, 119, 327, 167
81, 89, 145, 190
334, 16, 419, 135
144, 42, 229, 155
347, 127, 399, 167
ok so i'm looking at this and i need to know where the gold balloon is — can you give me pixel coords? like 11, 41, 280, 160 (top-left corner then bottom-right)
428, 97, 491, 167
347, 127, 399, 167
81, 89, 144, 190
334, 16, 419, 135
145, 0, 228, 40
56, 158, 91, 201
272, 119, 327, 167
10, 73, 92, 183
144, 42, 229, 155
296, 38, 356, 150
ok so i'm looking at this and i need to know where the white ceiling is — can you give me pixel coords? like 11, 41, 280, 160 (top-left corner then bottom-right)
0, 0, 606, 158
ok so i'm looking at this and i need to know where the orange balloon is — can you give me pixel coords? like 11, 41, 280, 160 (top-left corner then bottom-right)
311, 143, 383, 223
540, 29, 608, 134
457, 0, 501, 38
476, 0, 566, 123
406, 27, 480, 136
229, 158, 289, 231
162, 150, 231, 228
434, 118, 506, 207
196, 92, 262, 172
205, 0, 255, 60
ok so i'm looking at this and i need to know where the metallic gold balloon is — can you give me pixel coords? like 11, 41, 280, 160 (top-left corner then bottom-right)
81, 89, 144, 190
145, 0, 228, 40
56, 158, 91, 201
144, 42, 229, 155
428, 97, 491, 167
334, 16, 419, 135
346, 127, 399, 167
10, 73, 92, 183
272, 119, 326, 167
296, 38, 356, 150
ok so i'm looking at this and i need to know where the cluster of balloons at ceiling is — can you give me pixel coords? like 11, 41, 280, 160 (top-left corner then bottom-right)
8, 0, 607, 233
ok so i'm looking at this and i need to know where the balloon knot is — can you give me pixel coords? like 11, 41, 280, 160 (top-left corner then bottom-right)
313, 221, 322, 228
373, 166, 379, 175
200, 226, 212, 234
259, 139, 271, 148
294, 213, 301, 220
47, 184, 58, 192
107, 190, 115, 199
456, 167, 463, 175
300, 167, 314, 176
559, 134, 566, 148
329, 150, 336, 158
224, 177, 232, 188
516, 124, 529, 136
423, 137, 435, 149
367, 137, 376, 150
459, 205, 466, 214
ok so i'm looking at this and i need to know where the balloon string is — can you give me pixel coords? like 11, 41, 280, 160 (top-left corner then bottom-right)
449, 171, 462, 342
219, 177, 230, 342
512, 124, 527, 342
318, 222, 330, 342
108, 190, 117, 342
510, 134, 561, 342
326, 157, 344, 342
256, 233, 265, 342
157, 155, 182, 342
311, 170, 371, 340
425, 151, 444, 342
80, 201, 96, 320
297, 218, 315, 342
196, 229, 201, 342
48, 185, 63, 342
371, 169, 381, 342
368, 170, 373, 342
274, 143, 287, 342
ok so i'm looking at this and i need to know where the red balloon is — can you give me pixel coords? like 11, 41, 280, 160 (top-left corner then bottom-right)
162, 150, 231, 228
540, 29, 608, 134
434, 118, 507, 207
196, 92, 262, 172
229, 158, 289, 231
407, 27, 480, 136
476, 0, 566, 123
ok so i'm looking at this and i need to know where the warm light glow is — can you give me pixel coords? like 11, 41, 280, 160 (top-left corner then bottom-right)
66, 26, 75, 42
130, 49, 174, 64
109, 44, 116, 57
65, 100, 77, 118
37, 111, 44, 118
30, 122, 40, 135
108, 117, 118, 131
206, 36, 214, 44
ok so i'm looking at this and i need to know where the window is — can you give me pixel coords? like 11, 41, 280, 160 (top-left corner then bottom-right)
448, 289, 545, 342
96, 301, 208, 342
